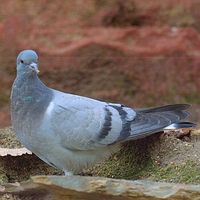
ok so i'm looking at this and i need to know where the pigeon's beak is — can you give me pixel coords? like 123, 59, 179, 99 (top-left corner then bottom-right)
29, 62, 40, 74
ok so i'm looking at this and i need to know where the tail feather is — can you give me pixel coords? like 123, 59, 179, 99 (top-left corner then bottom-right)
125, 104, 194, 141
165, 122, 196, 129
136, 104, 190, 113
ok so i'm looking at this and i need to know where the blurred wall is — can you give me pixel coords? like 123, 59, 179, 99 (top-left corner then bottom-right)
0, 0, 200, 127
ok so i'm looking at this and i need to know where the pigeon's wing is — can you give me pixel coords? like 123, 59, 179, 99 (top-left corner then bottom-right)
48, 90, 136, 150
46, 90, 194, 151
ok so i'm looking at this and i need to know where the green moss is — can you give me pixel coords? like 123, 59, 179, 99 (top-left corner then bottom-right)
0, 167, 8, 184
90, 136, 200, 184
150, 161, 200, 184
91, 138, 158, 180
92, 156, 200, 184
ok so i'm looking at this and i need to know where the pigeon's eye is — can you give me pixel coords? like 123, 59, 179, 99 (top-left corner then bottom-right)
20, 60, 24, 64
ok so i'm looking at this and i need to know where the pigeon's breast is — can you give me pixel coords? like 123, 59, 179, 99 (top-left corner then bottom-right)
11, 78, 53, 144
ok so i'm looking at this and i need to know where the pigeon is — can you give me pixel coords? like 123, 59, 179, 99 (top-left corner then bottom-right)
11, 49, 195, 175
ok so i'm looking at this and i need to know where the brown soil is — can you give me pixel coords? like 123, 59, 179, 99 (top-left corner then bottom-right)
150, 130, 200, 167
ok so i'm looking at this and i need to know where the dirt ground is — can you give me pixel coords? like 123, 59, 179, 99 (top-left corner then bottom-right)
150, 130, 200, 167
0, 127, 199, 184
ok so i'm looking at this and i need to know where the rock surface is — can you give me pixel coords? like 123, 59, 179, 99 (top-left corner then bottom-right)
1, 175, 200, 200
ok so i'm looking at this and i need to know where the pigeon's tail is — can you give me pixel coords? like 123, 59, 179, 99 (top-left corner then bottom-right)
164, 122, 195, 129
126, 104, 195, 141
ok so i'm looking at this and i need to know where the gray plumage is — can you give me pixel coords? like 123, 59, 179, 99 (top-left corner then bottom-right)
11, 50, 195, 175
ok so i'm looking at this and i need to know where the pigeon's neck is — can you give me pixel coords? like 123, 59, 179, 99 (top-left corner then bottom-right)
11, 74, 53, 135
13, 74, 50, 95
15, 73, 46, 90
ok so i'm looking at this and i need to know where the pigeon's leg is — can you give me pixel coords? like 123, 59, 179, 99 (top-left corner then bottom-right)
64, 170, 73, 176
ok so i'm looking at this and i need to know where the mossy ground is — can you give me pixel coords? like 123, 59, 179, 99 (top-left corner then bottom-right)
89, 131, 200, 184
91, 158, 200, 184
89, 138, 157, 180
0, 128, 200, 184
90, 152, 200, 184
150, 161, 200, 184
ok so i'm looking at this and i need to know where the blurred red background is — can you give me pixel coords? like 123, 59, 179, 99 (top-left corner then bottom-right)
0, 0, 200, 128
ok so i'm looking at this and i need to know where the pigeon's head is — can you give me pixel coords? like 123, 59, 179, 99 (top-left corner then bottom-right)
16, 50, 39, 76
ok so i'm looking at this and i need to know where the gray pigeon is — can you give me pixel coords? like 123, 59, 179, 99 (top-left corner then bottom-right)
11, 50, 195, 175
